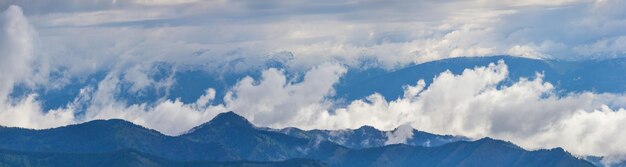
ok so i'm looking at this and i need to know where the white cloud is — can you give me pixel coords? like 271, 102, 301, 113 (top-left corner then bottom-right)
225, 63, 347, 127
0, 5, 35, 101
385, 124, 414, 145
39, 62, 346, 136
0, 95, 75, 129
0, 0, 621, 75
76, 71, 227, 136
195, 88, 216, 108
0, 5, 74, 129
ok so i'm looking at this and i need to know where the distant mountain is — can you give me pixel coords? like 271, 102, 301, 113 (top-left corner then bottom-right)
0, 111, 595, 167
180, 111, 346, 161
0, 119, 236, 161
0, 148, 327, 167
276, 125, 467, 149
322, 138, 594, 167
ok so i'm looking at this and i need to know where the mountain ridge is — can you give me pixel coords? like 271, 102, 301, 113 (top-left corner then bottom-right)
0, 148, 328, 167
185, 111, 255, 135
0, 111, 595, 167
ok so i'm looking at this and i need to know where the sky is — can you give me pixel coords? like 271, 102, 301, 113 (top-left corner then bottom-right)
1, 0, 626, 165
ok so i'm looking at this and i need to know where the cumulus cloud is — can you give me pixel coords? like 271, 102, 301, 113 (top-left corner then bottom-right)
0, 5, 35, 101
0, 5, 74, 128
0, 95, 75, 129
63, 71, 226, 135
224, 63, 347, 127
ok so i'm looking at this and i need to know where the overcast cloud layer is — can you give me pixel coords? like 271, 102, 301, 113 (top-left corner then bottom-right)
1, 0, 626, 74
1, 1, 626, 166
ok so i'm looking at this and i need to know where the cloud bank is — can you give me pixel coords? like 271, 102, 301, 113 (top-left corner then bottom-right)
0, 5, 75, 129
0, 0, 625, 77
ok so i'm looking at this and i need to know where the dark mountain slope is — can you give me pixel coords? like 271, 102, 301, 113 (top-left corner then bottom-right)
277, 125, 467, 149
322, 138, 595, 167
0, 112, 597, 167
0, 148, 327, 167
0, 120, 235, 161
181, 111, 346, 161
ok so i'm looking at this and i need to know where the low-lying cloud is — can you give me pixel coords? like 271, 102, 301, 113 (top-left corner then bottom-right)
385, 124, 415, 145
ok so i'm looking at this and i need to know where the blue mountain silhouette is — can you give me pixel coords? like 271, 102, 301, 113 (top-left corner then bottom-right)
0, 111, 595, 167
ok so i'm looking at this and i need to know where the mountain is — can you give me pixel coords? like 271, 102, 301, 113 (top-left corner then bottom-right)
0, 148, 327, 167
181, 111, 346, 161
0, 119, 236, 161
0, 111, 595, 167
276, 125, 467, 149
322, 138, 594, 167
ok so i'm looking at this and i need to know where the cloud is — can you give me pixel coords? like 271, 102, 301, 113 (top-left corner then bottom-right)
75, 71, 227, 135
225, 63, 347, 127
0, 5, 35, 101
307, 61, 626, 164
0, 95, 75, 129
0, 5, 74, 129
385, 124, 414, 145
0, 5, 348, 136
3, 60, 345, 136
0, 0, 623, 78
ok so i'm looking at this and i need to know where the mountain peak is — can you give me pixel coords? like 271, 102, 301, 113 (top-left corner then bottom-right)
356, 125, 379, 132
209, 111, 253, 127
77, 119, 149, 129
474, 137, 522, 150
186, 111, 254, 134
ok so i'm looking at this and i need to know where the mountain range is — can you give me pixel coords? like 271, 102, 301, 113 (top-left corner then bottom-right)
0, 111, 595, 167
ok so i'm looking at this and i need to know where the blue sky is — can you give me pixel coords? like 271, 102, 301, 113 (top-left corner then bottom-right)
1, 0, 626, 165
